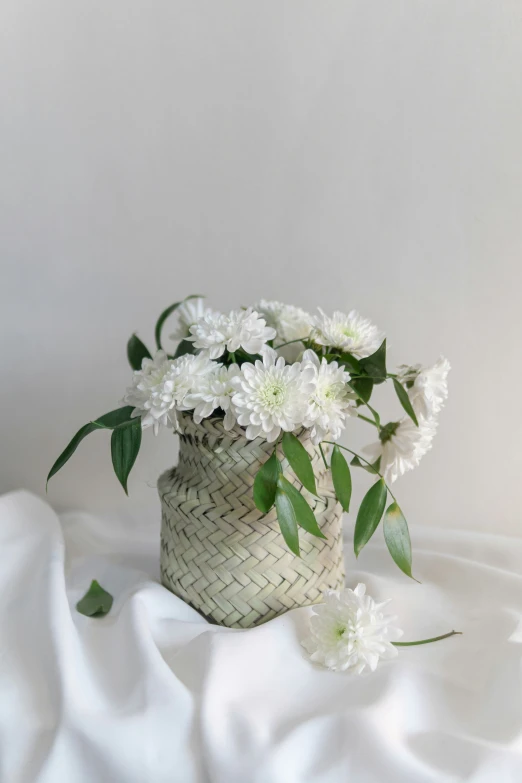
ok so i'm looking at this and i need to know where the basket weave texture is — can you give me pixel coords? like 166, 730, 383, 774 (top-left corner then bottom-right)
158, 414, 345, 628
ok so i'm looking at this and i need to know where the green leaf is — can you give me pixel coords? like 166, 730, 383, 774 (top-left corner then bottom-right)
282, 432, 317, 496
383, 502, 414, 578
111, 418, 142, 494
367, 404, 381, 427
234, 349, 263, 366
354, 478, 387, 556
350, 377, 374, 403
274, 488, 300, 556
47, 407, 135, 486
76, 579, 113, 617
93, 406, 136, 428
359, 339, 387, 384
337, 352, 362, 373
154, 294, 203, 351
392, 379, 419, 426
330, 445, 352, 512
253, 452, 282, 513
350, 455, 381, 474
126, 334, 152, 371
277, 475, 326, 539
47, 423, 97, 487
173, 339, 196, 359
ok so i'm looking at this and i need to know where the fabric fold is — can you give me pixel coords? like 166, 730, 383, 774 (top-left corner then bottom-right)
1, 490, 521, 782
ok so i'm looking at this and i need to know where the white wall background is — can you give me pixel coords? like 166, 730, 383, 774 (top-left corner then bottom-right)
1, 1, 521, 535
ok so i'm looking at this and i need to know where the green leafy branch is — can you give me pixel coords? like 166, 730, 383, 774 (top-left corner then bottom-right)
253, 432, 325, 557
47, 406, 141, 494
48, 294, 204, 495
321, 440, 416, 581
252, 431, 416, 581
233, 339, 419, 575
322, 339, 420, 430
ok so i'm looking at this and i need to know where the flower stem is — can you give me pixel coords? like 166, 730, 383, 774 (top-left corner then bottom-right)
357, 414, 379, 428
318, 442, 329, 469
274, 335, 312, 350
350, 374, 397, 382
321, 441, 398, 503
347, 385, 381, 427
393, 630, 462, 647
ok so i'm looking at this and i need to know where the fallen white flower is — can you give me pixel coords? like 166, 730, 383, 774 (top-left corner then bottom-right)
302, 584, 403, 673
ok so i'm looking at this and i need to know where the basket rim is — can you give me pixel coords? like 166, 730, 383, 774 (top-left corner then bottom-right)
176, 411, 314, 446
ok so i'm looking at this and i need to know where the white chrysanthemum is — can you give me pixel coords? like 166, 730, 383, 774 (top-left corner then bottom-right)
186, 311, 231, 360
169, 297, 217, 341
398, 357, 450, 420
231, 347, 315, 442
302, 584, 403, 673
255, 300, 313, 362
122, 350, 215, 434
122, 350, 182, 434
226, 308, 277, 354
188, 308, 276, 359
311, 309, 384, 358
182, 363, 241, 430
364, 417, 437, 484
301, 350, 356, 444
254, 299, 312, 343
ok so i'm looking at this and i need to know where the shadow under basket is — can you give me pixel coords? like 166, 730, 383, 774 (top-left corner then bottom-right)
158, 414, 345, 629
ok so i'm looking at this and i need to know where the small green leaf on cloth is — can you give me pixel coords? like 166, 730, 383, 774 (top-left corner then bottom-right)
76, 580, 113, 617
354, 478, 387, 556
282, 432, 318, 496
383, 502, 414, 579
126, 334, 152, 371
330, 445, 352, 512
277, 476, 326, 539
392, 379, 419, 426
275, 488, 300, 556
111, 418, 142, 494
253, 452, 282, 513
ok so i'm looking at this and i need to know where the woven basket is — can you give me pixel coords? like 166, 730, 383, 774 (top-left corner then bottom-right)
158, 414, 345, 628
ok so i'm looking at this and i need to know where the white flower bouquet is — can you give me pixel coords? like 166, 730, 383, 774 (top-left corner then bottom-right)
48, 295, 449, 578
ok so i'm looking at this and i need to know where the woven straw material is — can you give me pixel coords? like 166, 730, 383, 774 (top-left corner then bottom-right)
158, 415, 345, 629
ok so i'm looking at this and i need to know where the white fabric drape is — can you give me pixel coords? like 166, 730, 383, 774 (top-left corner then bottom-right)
1, 490, 521, 782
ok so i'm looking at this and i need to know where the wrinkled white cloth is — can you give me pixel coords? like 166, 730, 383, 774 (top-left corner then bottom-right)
1, 490, 522, 783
